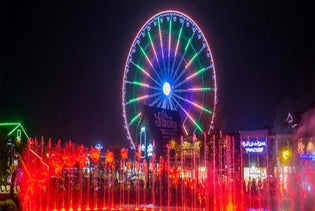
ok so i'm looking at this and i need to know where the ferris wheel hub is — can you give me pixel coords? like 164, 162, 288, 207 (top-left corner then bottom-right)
163, 82, 171, 96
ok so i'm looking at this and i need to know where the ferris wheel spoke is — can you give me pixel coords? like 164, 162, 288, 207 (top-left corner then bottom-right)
147, 31, 160, 63
128, 112, 142, 126
130, 61, 161, 87
170, 48, 187, 81
173, 44, 206, 85
170, 31, 196, 81
126, 95, 148, 105
182, 123, 189, 136
173, 93, 212, 114
157, 17, 166, 72
167, 16, 172, 78
174, 23, 184, 61
184, 44, 206, 70
149, 95, 163, 107
162, 99, 167, 109
166, 99, 171, 110
138, 44, 163, 83
147, 31, 163, 71
168, 16, 172, 59
171, 23, 184, 78
126, 92, 160, 105
173, 65, 212, 89
157, 97, 164, 108
125, 80, 161, 91
173, 87, 213, 93
168, 97, 176, 111
171, 96, 203, 133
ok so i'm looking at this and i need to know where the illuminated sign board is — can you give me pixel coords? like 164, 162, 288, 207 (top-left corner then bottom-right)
144, 106, 183, 157
299, 153, 315, 161
242, 140, 267, 153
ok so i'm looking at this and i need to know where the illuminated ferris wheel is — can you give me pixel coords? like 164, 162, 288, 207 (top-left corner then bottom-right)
122, 10, 217, 148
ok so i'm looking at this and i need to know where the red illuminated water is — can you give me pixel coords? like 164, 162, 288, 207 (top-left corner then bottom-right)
17, 137, 313, 211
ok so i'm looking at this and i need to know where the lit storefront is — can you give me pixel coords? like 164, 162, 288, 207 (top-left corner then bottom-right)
297, 138, 315, 197
240, 130, 269, 191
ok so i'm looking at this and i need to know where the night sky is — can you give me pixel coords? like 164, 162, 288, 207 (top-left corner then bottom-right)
1, 1, 314, 148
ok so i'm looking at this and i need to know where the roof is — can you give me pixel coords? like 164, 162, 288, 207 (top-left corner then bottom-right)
0, 123, 29, 139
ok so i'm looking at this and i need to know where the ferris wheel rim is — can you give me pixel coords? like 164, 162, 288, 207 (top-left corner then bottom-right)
122, 10, 218, 149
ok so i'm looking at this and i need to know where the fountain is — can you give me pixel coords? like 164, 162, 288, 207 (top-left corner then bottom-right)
18, 134, 311, 211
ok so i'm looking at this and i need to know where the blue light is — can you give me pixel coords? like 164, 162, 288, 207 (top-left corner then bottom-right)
299, 153, 315, 161
95, 144, 103, 150
163, 82, 171, 96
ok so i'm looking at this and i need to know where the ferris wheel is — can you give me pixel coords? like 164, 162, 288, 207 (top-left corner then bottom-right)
122, 10, 217, 149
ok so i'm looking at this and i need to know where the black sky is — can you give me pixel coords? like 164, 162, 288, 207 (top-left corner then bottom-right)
1, 1, 314, 147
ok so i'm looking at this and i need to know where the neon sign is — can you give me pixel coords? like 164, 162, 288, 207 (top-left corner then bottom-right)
299, 153, 315, 161
242, 140, 267, 153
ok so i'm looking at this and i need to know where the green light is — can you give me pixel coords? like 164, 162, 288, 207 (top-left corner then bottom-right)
17, 129, 21, 139
173, 93, 212, 114
128, 99, 137, 104
189, 100, 212, 114
174, 64, 212, 89
174, 25, 183, 57
202, 107, 212, 114
195, 122, 203, 133
185, 44, 206, 70
173, 87, 212, 93
131, 61, 161, 87
7, 124, 20, 136
128, 98, 138, 104
139, 45, 154, 68
169, 17, 172, 34
132, 62, 150, 76
190, 87, 211, 91
172, 97, 203, 133
172, 31, 196, 82
148, 31, 153, 44
129, 112, 142, 126
157, 17, 164, 59
127, 80, 160, 91
184, 37, 193, 51
147, 31, 159, 62
186, 67, 206, 80
139, 45, 147, 57
0, 122, 29, 138
128, 95, 148, 104
138, 45, 162, 83
185, 52, 198, 69
0, 123, 20, 126
168, 17, 172, 57
19, 124, 29, 138
171, 24, 184, 79
132, 81, 148, 87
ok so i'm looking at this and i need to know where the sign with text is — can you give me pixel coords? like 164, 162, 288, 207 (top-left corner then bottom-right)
144, 106, 182, 156
242, 137, 267, 153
